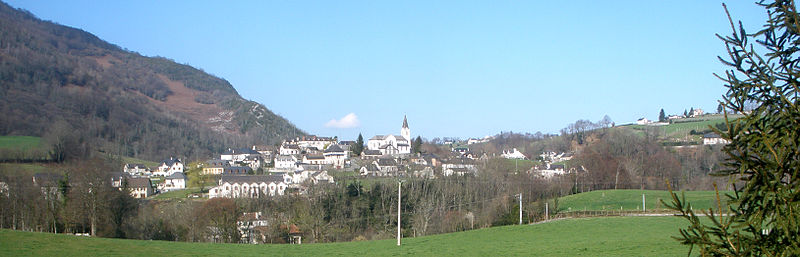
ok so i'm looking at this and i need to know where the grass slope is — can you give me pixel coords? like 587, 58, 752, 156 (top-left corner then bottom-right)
0, 216, 694, 256
0, 136, 42, 150
559, 189, 730, 212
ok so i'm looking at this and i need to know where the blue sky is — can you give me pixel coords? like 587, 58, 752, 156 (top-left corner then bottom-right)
6, 1, 768, 140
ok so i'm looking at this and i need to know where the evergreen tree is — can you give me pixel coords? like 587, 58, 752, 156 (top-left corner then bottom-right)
667, 2, 800, 255
658, 108, 666, 122
412, 136, 423, 154
689, 107, 694, 117
684, 109, 688, 117
717, 103, 724, 114
353, 133, 364, 156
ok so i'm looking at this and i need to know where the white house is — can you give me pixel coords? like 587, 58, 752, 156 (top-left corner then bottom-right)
274, 155, 298, 169
367, 116, 412, 156
691, 108, 705, 117
703, 133, 730, 145
209, 175, 288, 198
501, 148, 527, 159
302, 155, 326, 165
123, 164, 149, 176
279, 144, 301, 155
163, 172, 187, 192
293, 136, 337, 151
636, 118, 651, 125
323, 144, 347, 169
221, 148, 261, 162
442, 160, 477, 176
154, 157, 183, 177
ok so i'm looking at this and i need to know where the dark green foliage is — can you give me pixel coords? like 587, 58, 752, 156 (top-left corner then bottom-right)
412, 136, 423, 154
352, 133, 364, 156
0, 2, 304, 161
666, 1, 800, 255
658, 108, 666, 122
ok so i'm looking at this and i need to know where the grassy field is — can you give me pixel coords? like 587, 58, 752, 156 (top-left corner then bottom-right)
152, 187, 203, 200
0, 216, 696, 256
119, 155, 159, 168
0, 163, 50, 176
559, 189, 731, 212
0, 136, 42, 150
624, 114, 742, 140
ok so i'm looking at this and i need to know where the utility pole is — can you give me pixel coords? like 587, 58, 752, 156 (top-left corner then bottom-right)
642, 193, 646, 212
519, 193, 524, 225
545, 202, 549, 220
397, 180, 402, 246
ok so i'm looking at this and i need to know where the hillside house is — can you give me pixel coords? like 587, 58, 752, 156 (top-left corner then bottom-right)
293, 135, 337, 151
501, 148, 527, 159
154, 157, 183, 177
691, 108, 705, 117
361, 149, 383, 159
442, 160, 477, 176
703, 133, 730, 145
274, 155, 298, 169
127, 177, 153, 198
163, 172, 186, 191
238, 212, 270, 244
209, 175, 288, 198
302, 155, 326, 165
221, 148, 260, 162
203, 159, 231, 175
279, 144, 301, 155
636, 118, 651, 125
323, 144, 347, 169
123, 164, 150, 176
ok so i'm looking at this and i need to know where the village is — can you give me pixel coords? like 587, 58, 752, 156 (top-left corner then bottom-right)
104, 116, 583, 201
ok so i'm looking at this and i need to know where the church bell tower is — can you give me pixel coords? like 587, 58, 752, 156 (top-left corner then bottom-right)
401, 115, 411, 141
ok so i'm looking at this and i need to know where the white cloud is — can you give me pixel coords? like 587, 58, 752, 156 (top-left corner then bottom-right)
324, 113, 360, 129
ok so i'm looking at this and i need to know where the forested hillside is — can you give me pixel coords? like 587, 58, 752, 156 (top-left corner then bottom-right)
0, 2, 304, 161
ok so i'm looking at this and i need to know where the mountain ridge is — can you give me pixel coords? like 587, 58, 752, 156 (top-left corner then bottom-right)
0, 1, 305, 161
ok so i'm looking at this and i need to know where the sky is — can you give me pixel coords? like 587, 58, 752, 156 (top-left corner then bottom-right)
6, 1, 769, 140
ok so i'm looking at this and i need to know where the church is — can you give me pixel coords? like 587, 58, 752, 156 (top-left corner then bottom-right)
367, 116, 412, 156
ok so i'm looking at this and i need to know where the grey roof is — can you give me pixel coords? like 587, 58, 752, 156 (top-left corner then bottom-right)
223, 166, 252, 174
305, 155, 325, 160
324, 144, 344, 153
377, 158, 397, 166
221, 175, 283, 184
704, 133, 722, 138
166, 172, 187, 179
275, 155, 297, 161
160, 157, 181, 166
222, 148, 260, 155
127, 177, 152, 189
370, 135, 388, 140
282, 144, 300, 149
363, 150, 382, 156
125, 164, 148, 169
207, 159, 231, 167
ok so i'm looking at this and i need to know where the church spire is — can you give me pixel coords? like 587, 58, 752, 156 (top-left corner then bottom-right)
402, 115, 409, 128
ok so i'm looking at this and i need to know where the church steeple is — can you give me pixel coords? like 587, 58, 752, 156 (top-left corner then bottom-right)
401, 115, 411, 141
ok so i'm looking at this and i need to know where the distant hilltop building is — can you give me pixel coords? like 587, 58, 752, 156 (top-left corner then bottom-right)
367, 116, 412, 156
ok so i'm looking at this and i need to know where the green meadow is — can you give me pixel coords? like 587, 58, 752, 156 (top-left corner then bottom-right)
559, 189, 731, 212
0, 216, 697, 256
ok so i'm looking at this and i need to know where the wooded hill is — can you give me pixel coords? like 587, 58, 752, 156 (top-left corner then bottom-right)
0, 2, 305, 161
